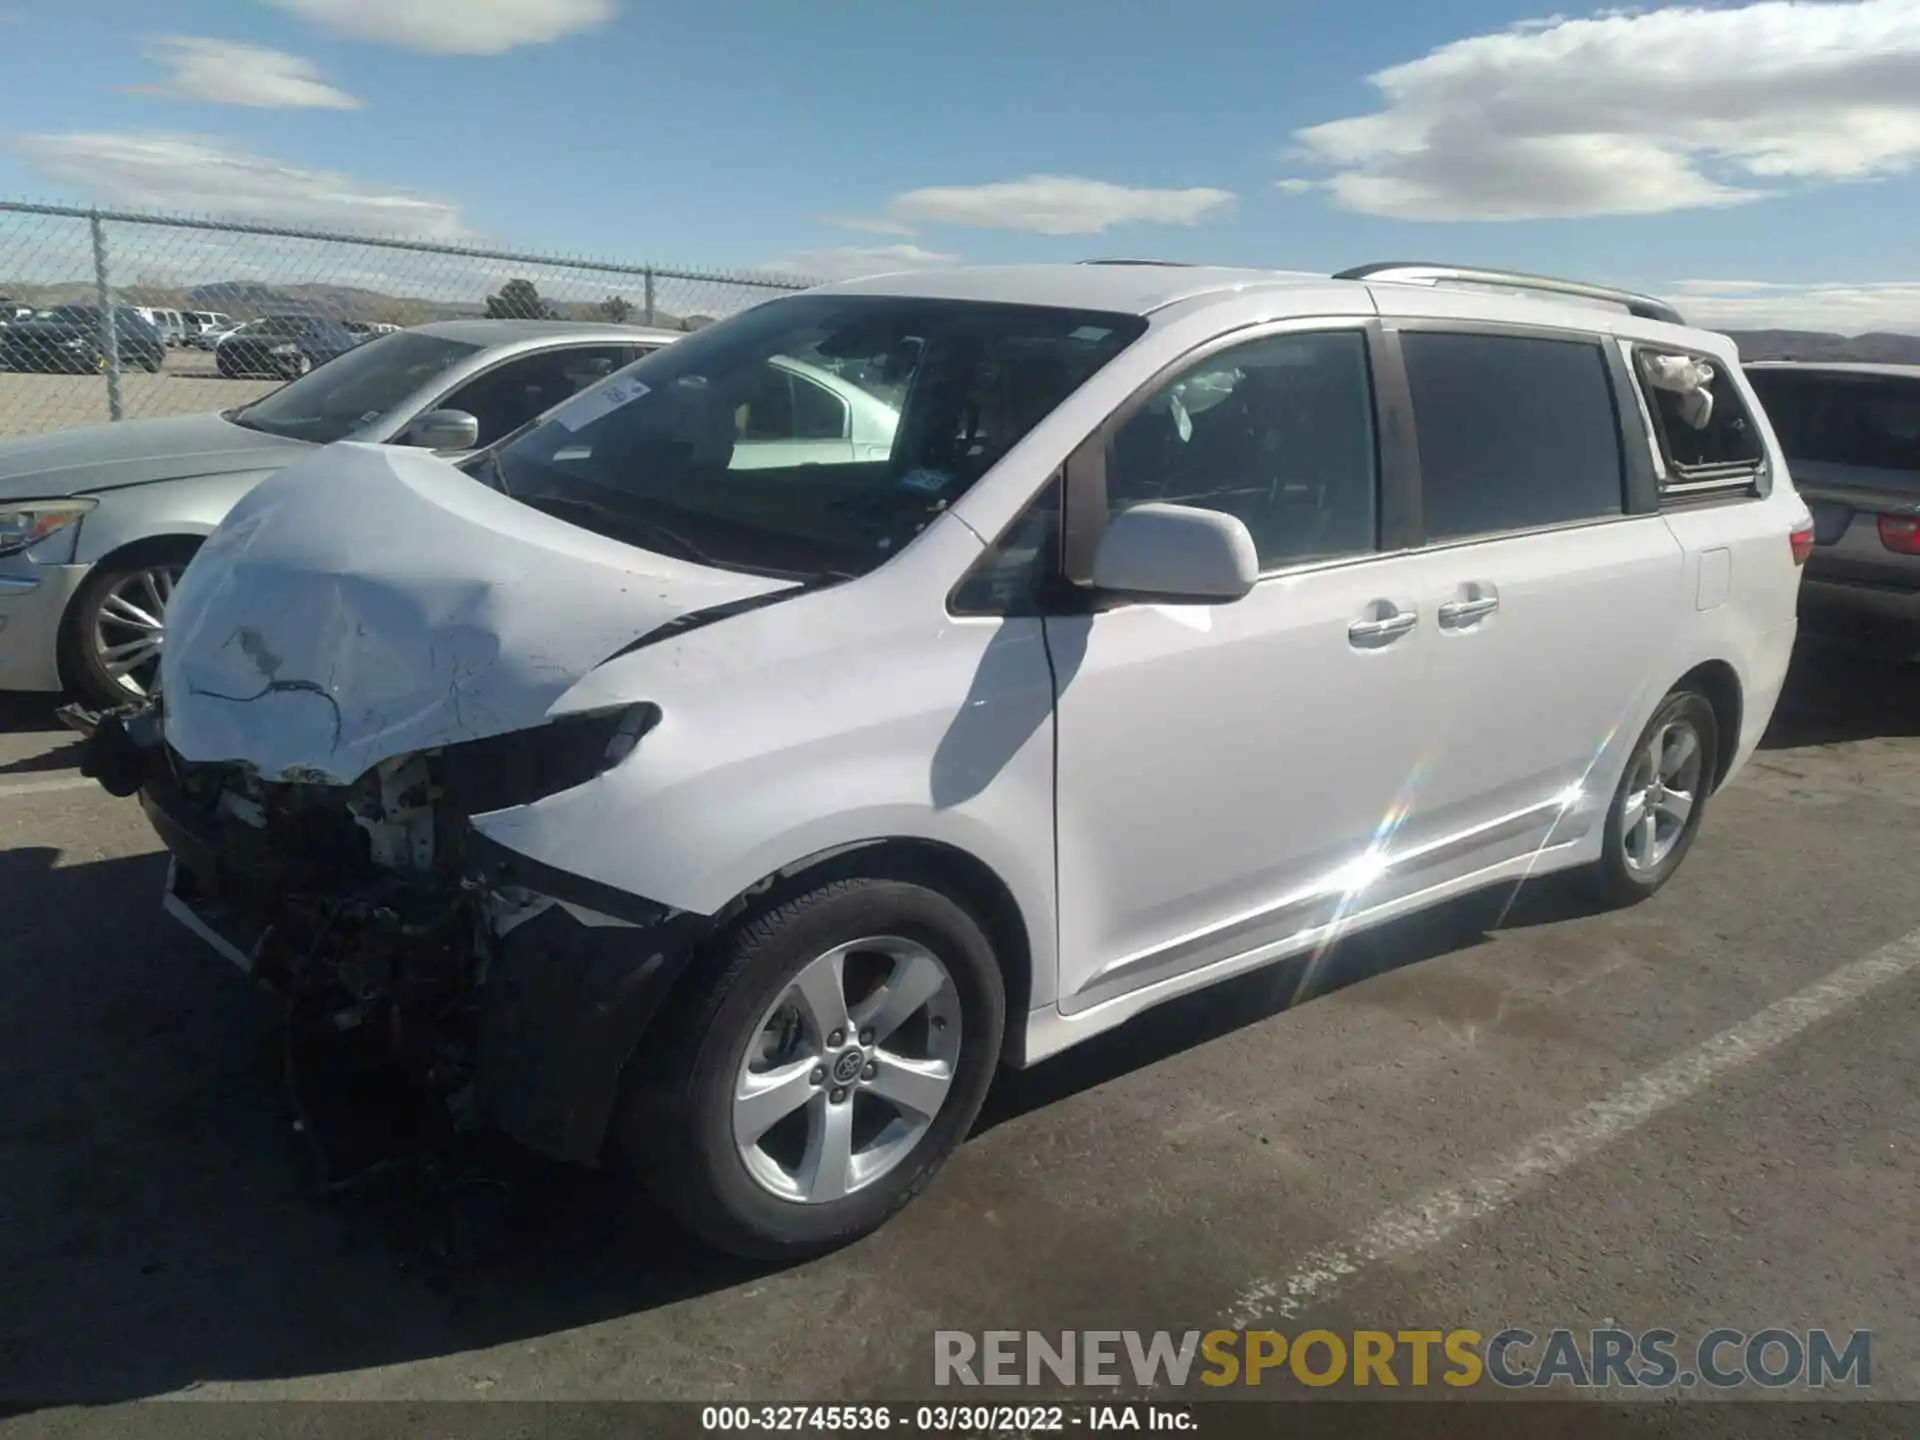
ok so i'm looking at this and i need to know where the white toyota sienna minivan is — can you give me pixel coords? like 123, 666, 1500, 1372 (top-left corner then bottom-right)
74, 261, 1812, 1259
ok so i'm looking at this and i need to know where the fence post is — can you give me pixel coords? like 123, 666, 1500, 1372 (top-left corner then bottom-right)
643, 268, 656, 326
87, 210, 124, 422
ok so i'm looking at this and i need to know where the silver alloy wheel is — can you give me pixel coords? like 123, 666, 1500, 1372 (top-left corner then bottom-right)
92, 563, 184, 698
1620, 718, 1704, 874
732, 935, 962, 1205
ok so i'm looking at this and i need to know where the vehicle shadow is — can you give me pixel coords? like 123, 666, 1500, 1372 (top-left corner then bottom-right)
2, 625, 1911, 1405
0, 692, 66, 737
977, 874, 1590, 1135
1761, 626, 1920, 749
0, 844, 775, 1407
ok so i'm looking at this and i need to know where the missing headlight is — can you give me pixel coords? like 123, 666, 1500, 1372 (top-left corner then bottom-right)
435, 703, 660, 815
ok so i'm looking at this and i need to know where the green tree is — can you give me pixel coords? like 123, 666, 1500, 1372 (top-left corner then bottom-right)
595, 295, 635, 323
485, 278, 558, 320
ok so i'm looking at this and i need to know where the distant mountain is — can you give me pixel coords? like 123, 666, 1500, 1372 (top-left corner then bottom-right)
0, 277, 688, 329
1723, 330, 1920, 364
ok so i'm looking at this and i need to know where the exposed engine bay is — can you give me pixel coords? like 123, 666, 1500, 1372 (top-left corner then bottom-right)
67, 696, 703, 1198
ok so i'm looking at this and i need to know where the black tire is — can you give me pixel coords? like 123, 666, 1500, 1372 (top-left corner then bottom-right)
139, 351, 166, 374
618, 877, 1006, 1261
60, 540, 201, 711
1588, 687, 1720, 908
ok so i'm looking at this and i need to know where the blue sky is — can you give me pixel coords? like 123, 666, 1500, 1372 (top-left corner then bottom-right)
4, 0, 1920, 331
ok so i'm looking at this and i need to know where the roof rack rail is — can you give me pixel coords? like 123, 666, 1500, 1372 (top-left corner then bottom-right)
1332, 262, 1686, 327
1076, 258, 1196, 267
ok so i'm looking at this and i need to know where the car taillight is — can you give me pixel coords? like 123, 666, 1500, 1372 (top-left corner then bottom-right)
1878, 512, 1920, 556
1789, 520, 1816, 566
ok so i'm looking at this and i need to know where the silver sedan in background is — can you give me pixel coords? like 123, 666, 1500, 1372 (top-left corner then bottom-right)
0, 319, 682, 708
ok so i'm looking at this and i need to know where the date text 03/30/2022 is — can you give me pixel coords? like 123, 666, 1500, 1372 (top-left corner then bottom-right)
701, 1405, 1194, 1431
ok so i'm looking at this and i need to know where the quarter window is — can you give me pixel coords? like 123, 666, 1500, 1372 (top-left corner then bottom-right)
1402, 332, 1624, 541
1105, 329, 1380, 570
1636, 349, 1765, 481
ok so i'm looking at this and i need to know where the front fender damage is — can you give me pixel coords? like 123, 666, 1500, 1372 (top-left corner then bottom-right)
92, 695, 717, 1194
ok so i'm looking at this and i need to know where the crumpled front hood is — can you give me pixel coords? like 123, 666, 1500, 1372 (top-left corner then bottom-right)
0, 410, 311, 500
161, 442, 793, 784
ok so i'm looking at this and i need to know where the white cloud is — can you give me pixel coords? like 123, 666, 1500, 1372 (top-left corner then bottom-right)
1293, 0, 1920, 220
10, 132, 470, 238
1275, 178, 1319, 195
143, 37, 360, 109
761, 244, 959, 283
839, 175, 1235, 236
270, 0, 617, 55
1668, 279, 1920, 334
820, 212, 922, 238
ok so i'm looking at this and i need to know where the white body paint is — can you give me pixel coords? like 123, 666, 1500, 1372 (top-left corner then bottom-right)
154, 264, 1811, 1066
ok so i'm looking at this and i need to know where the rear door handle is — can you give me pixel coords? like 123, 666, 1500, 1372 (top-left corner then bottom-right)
1437, 595, 1500, 629
1348, 605, 1418, 646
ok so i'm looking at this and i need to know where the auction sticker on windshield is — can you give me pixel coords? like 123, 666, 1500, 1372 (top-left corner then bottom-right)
554, 375, 651, 431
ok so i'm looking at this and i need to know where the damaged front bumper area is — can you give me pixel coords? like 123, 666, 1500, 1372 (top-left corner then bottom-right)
67, 697, 707, 1184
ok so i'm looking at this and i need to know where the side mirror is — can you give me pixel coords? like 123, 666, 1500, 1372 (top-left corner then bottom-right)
402, 409, 481, 451
1091, 502, 1259, 604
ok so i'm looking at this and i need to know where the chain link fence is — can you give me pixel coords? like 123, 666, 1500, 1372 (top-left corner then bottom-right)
0, 201, 820, 437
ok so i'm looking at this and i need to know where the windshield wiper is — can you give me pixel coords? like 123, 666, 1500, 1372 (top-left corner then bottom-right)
469, 449, 507, 493
521, 491, 724, 569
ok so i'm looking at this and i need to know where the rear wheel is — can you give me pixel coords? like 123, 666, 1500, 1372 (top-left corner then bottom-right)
282, 352, 313, 379
1588, 687, 1719, 907
619, 877, 1005, 1260
60, 542, 200, 709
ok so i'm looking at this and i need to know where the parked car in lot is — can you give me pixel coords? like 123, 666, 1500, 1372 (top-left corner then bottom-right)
0, 319, 681, 706
182, 310, 234, 345
187, 315, 240, 351
131, 307, 189, 347
0, 305, 168, 374
68, 261, 1812, 1261
1743, 362, 1920, 629
215, 314, 362, 379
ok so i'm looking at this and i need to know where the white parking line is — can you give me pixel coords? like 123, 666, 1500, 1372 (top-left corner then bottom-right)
1228, 923, 1920, 1328
0, 774, 97, 801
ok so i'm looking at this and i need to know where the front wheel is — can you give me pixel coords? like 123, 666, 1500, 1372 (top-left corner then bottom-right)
619, 877, 1006, 1260
281, 352, 313, 379
1588, 687, 1720, 907
60, 544, 199, 709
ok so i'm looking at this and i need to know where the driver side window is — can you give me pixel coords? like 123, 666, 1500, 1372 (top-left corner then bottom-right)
1106, 329, 1380, 571
439, 345, 630, 447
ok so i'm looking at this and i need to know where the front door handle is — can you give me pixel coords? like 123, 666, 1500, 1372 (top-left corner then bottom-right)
1348, 606, 1418, 646
1438, 594, 1500, 629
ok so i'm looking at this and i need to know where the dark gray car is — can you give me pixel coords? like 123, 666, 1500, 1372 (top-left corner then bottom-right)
1745, 361, 1920, 631
0, 318, 680, 706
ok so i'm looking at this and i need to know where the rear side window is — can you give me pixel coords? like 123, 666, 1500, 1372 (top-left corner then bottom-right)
1635, 348, 1764, 488
1402, 332, 1624, 541
1744, 369, 1920, 473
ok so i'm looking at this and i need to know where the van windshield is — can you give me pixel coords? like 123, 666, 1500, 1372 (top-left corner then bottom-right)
481, 293, 1145, 580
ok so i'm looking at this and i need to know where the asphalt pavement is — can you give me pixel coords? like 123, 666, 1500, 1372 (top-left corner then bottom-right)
0, 623, 1915, 1426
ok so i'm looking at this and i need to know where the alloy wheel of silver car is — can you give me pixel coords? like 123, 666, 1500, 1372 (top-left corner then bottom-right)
732, 935, 963, 1205
91, 563, 183, 698
1619, 717, 1705, 875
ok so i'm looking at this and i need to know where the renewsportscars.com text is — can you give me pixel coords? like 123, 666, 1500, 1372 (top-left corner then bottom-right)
933, 1328, 1873, 1390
